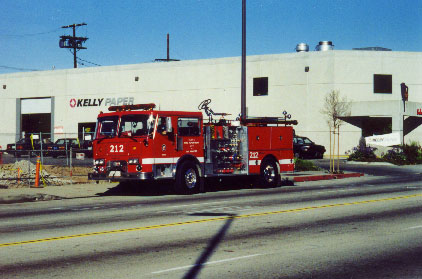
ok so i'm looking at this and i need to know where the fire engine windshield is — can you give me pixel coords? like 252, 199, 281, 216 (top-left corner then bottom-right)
119, 114, 151, 136
96, 116, 118, 138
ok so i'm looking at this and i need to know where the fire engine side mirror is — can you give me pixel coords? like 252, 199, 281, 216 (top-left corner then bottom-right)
166, 117, 173, 133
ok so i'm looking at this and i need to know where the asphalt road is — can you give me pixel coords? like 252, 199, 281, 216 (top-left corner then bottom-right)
1, 169, 422, 278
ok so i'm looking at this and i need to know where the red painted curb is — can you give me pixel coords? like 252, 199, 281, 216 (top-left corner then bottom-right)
293, 172, 364, 182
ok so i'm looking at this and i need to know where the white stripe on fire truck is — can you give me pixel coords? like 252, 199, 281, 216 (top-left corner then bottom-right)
142, 157, 204, 164
248, 159, 293, 166
248, 160, 261, 166
279, 159, 293, 165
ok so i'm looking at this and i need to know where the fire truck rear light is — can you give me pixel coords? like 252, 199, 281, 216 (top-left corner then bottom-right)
94, 159, 105, 165
128, 158, 139, 164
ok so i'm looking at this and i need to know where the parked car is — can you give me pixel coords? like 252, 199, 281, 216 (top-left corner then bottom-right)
293, 136, 326, 159
47, 138, 92, 158
48, 138, 81, 158
6, 137, 52, 157
80, 139, 93, 158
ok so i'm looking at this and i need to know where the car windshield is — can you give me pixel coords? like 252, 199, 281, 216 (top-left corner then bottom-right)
119, 114, 151, 136
303, 138, 313, 144
55, 139, 78, 145
95, 116, 119, 139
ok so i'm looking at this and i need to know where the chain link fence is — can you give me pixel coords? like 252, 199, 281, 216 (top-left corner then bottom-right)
0, 132, 93, 187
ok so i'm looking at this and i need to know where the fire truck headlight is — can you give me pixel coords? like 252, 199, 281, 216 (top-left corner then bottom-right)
128, 158, 139, 164
94, 159, 105, 166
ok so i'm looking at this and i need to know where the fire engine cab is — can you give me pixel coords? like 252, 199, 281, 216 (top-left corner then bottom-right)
88, 100, 297, 194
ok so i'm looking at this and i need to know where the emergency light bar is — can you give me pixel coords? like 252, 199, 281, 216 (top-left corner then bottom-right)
108, 103, 156, 112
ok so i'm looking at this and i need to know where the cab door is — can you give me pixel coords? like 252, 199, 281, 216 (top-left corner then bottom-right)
152, 116, 178, 174
175, 117, 204, 162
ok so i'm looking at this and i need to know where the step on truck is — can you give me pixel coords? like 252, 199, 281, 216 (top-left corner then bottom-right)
88, 100, 297, 194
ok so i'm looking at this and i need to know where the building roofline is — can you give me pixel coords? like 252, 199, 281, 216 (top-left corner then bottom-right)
1, 50, 422, 78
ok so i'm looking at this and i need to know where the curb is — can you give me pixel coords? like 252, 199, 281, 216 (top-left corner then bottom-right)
293, 172, 364, 182
0, 193, 63, 204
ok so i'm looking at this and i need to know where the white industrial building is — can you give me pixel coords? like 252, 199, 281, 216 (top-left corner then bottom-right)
1, 46, 422, 154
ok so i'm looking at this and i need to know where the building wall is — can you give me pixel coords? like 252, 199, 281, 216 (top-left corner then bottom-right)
1, 50, 421, 154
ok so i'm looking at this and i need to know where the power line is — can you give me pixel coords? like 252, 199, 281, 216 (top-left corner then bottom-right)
68, 49, 101, 67
0, 28, 61, 38
77, 57, 101, 67
0, 65, 40, 72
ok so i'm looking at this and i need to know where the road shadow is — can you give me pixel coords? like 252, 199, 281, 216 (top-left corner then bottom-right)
97, 176, 292, 197
182, 213, 236, 279
205, 176, 294, 192
97, 181, 174, 197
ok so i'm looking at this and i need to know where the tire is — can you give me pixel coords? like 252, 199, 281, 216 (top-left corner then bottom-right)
175, 161, 200, 194
259, 159, 280, 188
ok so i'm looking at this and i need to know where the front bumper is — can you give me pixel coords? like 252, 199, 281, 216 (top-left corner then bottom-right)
88, 171, 153, 181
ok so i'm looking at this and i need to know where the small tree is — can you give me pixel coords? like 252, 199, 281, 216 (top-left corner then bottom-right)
321, 90, 351, 173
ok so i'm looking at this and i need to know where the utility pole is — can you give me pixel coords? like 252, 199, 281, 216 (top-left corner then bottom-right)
241, 0, 247, 123
155, 33, 180, 62
59, 23, 88, 68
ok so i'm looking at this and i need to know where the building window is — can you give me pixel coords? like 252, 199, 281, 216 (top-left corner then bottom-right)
374, 74, 392, 94
253, 77, 268, 96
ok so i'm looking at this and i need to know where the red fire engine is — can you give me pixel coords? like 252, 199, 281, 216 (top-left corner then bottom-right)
88, 100, 297, 194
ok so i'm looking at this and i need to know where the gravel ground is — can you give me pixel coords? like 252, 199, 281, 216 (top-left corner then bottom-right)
0, 160, 91, 188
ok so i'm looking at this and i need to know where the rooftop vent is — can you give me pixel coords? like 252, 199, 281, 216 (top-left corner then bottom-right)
315, 41, 334, 51
295, 43, 309, 52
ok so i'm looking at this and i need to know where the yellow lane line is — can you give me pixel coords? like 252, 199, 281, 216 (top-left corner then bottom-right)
1, 193, 421, 248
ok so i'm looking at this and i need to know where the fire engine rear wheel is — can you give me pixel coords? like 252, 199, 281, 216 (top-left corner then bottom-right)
259, 159, 279, 188
175, 161, 200, 194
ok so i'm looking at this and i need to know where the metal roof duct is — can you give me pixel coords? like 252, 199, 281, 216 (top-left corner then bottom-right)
315, 41, 334, 51
295, 43, 309, 52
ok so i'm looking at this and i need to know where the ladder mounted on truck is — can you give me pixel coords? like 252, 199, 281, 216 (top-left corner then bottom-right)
198, 99, 298, 126
108, 103, 156, 112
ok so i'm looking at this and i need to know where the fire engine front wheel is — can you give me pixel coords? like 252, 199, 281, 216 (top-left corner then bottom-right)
259, 159, 280, 188
175, 161, 200, 194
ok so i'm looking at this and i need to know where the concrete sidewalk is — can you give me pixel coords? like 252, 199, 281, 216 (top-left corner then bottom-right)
283, 171, 364, 182
0, 182, 118, 204
0, 171, 364, 204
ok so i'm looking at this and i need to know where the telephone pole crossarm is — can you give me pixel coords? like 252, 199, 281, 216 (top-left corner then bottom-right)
59, 23, 88, 68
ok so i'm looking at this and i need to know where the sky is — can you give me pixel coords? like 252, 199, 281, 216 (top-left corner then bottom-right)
1, 0, 421, 73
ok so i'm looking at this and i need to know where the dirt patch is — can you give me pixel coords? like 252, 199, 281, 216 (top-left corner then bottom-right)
0, 160, 91, 188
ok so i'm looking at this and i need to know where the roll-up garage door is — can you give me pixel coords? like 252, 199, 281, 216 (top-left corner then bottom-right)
20, 98, 52, 138
21, 98, 51, 114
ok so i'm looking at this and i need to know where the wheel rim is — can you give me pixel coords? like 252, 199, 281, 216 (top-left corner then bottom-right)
263, 164, 276, 183
184, 168, 197, 189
